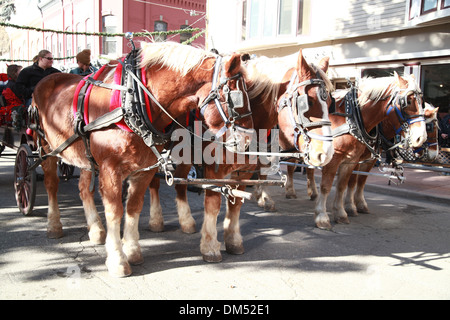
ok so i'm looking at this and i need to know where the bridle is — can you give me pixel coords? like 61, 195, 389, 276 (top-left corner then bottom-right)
278, 71, 333, 156
386, 87, 425, 149
198, 55, 254, 150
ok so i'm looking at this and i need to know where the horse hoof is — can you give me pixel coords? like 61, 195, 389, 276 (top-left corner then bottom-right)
309, 194, 318, 201
335, 216, 350, 224
149, 222, 164, 233
89, 230, 106, 245
128, 254, 144, 266
315, 217, 332, 230
106, 260, 132, 278
226, 243, 245, 255
347, 210, 358, 217
286, 193, 297, 199
357, 207, 370, 214
181, 223, 196, 234
47, 228, 63, 239
264, 204, 277, 212
202, 253, 222, 263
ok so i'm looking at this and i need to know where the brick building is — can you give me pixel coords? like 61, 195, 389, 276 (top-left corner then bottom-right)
6, 0, 206, 70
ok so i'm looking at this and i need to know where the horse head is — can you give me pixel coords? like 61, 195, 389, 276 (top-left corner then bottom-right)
277, 49, 334, 167
387, 72, 427, 148
417, 103, 439, 160
200, 53, 254, 154
139, 42, 254, 154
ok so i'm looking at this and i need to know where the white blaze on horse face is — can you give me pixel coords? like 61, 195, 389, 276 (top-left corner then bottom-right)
409, 120, 427, 148
300, 94, 334, 167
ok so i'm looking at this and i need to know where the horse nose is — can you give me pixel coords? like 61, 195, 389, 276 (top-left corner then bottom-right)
309, 148, 333, 167
412, 131, 427, 148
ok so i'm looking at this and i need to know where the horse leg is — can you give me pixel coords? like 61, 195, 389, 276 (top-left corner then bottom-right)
98, 168, 131, 277
123, 172, 154, 266
175, 164, 196, 233
285, 164, 297, 199
42, 156, 63, 239
78, 169, 106, 244
200, 189, 222, 262
332, 163, 356, 224
224, 186, 245, 255
344, 169, 359, 217
306, 168, 318, 200
354, 160, 376, 214
253, 166, 276, 211
149, 177, 164, 232
314, 164, 338, 230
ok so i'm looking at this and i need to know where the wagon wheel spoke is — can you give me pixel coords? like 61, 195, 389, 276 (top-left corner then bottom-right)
14, 144, 36, 216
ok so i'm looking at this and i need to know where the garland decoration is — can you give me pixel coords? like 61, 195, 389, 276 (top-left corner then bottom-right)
0, 21, 201, 38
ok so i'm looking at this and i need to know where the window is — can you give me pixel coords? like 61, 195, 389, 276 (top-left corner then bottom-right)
362, 67, 404, 79
244, 0, 304, 40
180, 24, 192, 44
409, 0, 450, 20
66, 27, 72, 58
102, 15, 117, 55
154, 21, 168, 42
421, 64, 450, 113
423, 0, 438, 13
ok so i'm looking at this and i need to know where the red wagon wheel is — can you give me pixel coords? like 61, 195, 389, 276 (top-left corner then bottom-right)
14, 144, 36, 216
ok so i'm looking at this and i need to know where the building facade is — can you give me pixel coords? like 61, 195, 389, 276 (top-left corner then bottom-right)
6, 0, 206, 70
207, 0, 450, 113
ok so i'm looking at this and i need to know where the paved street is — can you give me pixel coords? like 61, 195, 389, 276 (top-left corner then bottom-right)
1, 147, 449, 300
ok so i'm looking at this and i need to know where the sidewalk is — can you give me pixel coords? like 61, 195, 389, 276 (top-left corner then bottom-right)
362, 165, 450, 205
290, 163, 450, 205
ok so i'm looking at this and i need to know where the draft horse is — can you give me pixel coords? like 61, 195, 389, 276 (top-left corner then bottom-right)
148, 49, 335, 262
342, 102, 439, 215
301, 73, 427, 230
31, 41, 254, 277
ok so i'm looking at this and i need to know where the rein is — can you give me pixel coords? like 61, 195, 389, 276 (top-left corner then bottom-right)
29, 36, 254, 188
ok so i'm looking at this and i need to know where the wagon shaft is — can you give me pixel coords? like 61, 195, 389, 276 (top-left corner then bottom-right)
171, 177, 286, 187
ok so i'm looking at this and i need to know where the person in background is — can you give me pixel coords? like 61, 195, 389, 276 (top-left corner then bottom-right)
70, 49, 97, 76
439, 112, 450, 148
2, 64, 24, 107
1, 64, 25, 129
13, 50, 60, 105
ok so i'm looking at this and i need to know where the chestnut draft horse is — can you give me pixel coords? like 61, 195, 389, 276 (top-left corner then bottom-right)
297, 73, 427, 230
342, 102, 439, 216
148, 50, 334, 262
31, 41, 254, 277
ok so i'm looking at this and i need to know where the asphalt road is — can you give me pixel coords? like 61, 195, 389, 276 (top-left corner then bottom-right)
1, 148, 450, 301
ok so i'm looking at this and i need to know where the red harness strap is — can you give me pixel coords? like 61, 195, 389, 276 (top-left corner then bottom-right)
72, 64, 107, 125
73, 59, 153, 133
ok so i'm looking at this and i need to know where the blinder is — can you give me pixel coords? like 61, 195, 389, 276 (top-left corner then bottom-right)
278, 73, 333, 154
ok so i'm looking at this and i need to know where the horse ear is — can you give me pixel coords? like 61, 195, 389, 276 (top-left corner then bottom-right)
394, 71, 408, 87
224, 53, 241, 76
318, 56, 330, 73
297, 49, 312, 79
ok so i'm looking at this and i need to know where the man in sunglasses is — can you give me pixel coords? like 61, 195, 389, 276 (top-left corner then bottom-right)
13, 49, 60, 105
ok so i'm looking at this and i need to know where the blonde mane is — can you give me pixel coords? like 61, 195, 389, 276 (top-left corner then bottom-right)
357, 74, 420, 106
245, 54, 333, 103
139, 41, 217, 76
